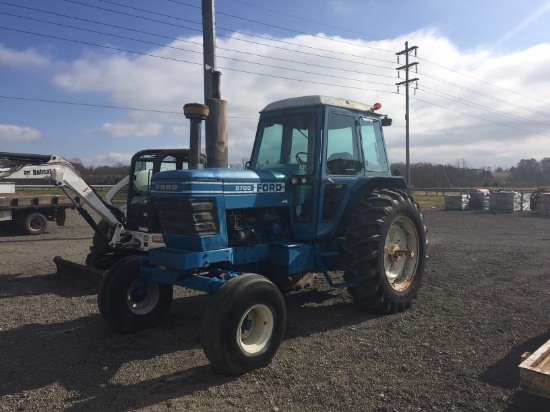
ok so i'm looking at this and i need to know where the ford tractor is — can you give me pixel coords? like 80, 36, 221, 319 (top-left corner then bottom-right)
98, 95, 427, 375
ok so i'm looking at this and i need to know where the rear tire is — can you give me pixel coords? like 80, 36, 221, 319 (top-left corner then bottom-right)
98, 255, 173, 333
20, 212, 48, 235
202, 274, 286, 375
342, 189, 426, 313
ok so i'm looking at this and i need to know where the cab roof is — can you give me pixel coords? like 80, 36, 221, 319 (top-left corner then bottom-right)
260, 95, 377, 114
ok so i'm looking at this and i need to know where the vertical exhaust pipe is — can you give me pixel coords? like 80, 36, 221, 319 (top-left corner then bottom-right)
183, 103, 210, 169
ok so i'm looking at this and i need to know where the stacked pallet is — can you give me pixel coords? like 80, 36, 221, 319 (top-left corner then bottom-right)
532, 192, 550, 215
489, 191, 521, 212
469, 189, 490, 210
444, 194, 470, 210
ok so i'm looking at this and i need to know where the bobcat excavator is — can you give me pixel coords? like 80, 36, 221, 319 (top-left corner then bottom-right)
0, 149, 205, 286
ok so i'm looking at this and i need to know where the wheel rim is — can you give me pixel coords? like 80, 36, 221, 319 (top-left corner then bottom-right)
29, 218, 43, 231
126, 279, 160, 315
383, 216, 419, 291
237, 304, 274, 355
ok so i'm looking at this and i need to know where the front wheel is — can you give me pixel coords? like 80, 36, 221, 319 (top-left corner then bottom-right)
98, 255, 173, 333
201, 274, 286, 375
342, 189, 426, 313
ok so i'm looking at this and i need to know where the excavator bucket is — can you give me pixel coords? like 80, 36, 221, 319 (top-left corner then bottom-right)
53, 256, 105, 292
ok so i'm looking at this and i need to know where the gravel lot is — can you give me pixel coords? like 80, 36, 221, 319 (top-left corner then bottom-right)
1, 208, 550, 412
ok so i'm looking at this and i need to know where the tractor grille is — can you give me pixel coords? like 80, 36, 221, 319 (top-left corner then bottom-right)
155, 198, 219, 236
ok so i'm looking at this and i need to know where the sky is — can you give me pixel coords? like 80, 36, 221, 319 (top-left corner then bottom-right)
1, 0, 550, 170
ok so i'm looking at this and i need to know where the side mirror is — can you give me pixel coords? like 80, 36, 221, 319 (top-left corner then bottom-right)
392, 168, 401, 176
381, 117, 392, 127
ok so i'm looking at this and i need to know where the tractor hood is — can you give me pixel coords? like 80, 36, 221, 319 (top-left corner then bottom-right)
151, 168, 289, 209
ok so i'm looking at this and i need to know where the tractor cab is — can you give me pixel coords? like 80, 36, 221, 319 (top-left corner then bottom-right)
249, 95, 397, 240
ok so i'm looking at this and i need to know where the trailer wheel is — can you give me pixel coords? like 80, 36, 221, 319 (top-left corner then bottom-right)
342, 189, 426, 313
201, 274, 286, 375
20, 212, 48, 235
98, 255, 173, 333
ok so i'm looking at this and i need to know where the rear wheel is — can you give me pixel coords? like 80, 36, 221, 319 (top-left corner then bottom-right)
20, 212, 48, 235
202, 274, 286, 375
342, 189, 426, 313
98, 255, 173, 333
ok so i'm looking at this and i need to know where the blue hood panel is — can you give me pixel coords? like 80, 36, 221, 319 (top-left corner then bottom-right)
151, 168, 290, 209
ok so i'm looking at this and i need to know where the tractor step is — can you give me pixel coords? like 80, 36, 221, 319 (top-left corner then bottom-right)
53, 256, 105, 293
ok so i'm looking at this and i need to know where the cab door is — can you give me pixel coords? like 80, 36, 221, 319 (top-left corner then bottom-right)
316, 110, 363, 237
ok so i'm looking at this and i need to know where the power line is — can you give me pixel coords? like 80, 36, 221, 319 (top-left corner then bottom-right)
168, 0, 395, 55
412, 95, 550, 138
0, 95, 182, 114
418, 86, 550, 128
0, 1, 395, 79
0, 94, 257, 119
0, 15, 395, 89
0, 26, 397, 94
60, 0, 396, 67
74, 0, 550, 122
419, 70, 550, 118
0, 2, 397, 80
33, 0, 548, 114
227, 0, 383, 41
5, 0, 546, 140
417, 56, 550, 106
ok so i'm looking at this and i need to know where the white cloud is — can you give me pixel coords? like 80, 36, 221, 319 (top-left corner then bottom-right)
0, 125, 42, 142
83, 152, 133, 166
97, 121, 163, 138
50, 30, 550, 168
0, 43, 51, 68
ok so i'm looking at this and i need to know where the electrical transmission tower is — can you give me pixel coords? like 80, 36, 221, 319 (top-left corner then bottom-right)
396, 41, 419, 186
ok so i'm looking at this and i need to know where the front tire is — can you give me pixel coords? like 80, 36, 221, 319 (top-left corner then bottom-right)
98, 255, 173, 333
201, 274, 286, 375
342, 189, 426, 313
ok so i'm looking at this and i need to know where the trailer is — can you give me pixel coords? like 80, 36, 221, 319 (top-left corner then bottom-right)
0, 182, 79, 235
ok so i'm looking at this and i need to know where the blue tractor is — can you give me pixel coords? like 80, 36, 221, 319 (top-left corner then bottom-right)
98, 96, 427, 375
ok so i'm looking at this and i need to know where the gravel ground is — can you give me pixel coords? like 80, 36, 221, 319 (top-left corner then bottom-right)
1, 209, 550, 412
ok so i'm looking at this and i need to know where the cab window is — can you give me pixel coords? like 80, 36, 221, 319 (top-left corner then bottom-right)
326, 113, 361, 176
360, 118, 388, 173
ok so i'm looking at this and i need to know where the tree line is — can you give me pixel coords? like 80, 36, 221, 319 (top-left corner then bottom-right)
392, 157, 550, 188
2, 157, 548, 188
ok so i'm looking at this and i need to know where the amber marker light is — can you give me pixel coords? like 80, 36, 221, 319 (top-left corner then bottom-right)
373, 102, 382, 110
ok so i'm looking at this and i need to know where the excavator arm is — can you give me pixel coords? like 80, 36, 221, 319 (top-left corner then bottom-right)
0, 152, 122, 244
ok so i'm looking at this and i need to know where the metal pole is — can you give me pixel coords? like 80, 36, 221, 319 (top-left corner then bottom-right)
405, 42, 410, 185
202, 0, 217, 102
396, 42, 418, 187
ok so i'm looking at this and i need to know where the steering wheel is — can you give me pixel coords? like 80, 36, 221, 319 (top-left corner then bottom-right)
295, 152, 308, 166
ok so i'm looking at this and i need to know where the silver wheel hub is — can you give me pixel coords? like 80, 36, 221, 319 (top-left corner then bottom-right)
126, 280, 160, 315
383, 216, 419, 291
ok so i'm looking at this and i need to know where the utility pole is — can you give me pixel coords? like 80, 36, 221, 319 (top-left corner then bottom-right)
396, 41, 419, 186
202, 0, 216, 102
201, 0, 228, 168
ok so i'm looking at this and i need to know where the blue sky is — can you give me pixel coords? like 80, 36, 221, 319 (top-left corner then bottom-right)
1, 0, 549, 169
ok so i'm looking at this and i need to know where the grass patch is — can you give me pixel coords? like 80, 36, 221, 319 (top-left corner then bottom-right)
411, 192, 444, 210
